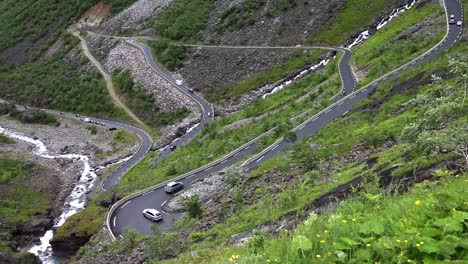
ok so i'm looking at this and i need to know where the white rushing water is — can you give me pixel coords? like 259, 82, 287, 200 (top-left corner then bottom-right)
0, 126, 97, 263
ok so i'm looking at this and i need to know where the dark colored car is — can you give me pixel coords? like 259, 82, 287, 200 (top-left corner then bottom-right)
170, 145, 177, 151
108, 127, 117, 131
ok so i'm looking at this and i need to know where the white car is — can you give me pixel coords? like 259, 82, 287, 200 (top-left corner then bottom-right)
456, 21, 463, 26
142, 208, 163, 221
176, 80, 183, 86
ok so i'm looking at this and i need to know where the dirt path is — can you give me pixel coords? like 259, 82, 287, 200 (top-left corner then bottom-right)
71, 31, 147, 129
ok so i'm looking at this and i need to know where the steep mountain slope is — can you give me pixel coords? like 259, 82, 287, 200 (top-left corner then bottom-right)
153, 0, 408, 108
71, 0, 466, 263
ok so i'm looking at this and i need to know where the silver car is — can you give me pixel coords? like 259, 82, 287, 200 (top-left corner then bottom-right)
456, 21, 463, 26
164, 181, 184, 193
142, 208, 163, 221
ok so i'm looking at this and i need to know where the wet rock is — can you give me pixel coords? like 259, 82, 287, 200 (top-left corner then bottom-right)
50, 236, 90, 258
19, 217, 54, 237
0, 252, 41, 264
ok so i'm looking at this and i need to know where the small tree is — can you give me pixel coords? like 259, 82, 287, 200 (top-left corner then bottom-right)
147, 225, 180, 260
183, 194, 203, 219
284, 130, 297, 142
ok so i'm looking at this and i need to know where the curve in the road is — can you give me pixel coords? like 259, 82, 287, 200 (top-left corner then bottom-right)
107, 0, 462, 239
72, 31, 147, 129
125, 39, 215, 163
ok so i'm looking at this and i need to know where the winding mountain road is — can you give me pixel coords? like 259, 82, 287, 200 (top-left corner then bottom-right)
125, 39, 214, 163
106, 0, 463, 238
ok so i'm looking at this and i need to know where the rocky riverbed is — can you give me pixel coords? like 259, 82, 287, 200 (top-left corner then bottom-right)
0, 114, 139, 262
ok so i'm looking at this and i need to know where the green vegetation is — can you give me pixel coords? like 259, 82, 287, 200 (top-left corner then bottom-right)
215, 0, 265, 32
146, 39, 188, 71
267, 0, 298, 16
118, 57, 340, 195
169, 173, 467, 263
209, 49, 323, 101
86, 125, 98, 135
0, 34, 125, 118
154, 0, 215, 41
155, 40, 467, 263
0, 135, 14, 144
352, 1, 445, 86
54, 203, 106, 240
311, 0, 408, 44
0, 156, 28, 184
0, 0, 138, 52
1, 103, 60, 126
0, 156, 51, 255
112, 69, 190, 125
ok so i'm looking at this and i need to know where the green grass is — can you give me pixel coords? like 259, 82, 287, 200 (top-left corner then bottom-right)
0, 0, 138, 53
0, 156, 28, 184
215, 0, 265, 32
154, 0, 215, 41
167, 173, 468, 263
112, 68, 190, 125
209, 49, 324, 102
0, 135, 14, 144
54, 203, 106, 240
0, 34, 126, 119
351, 1, 445, 86
311, 0, 409, 44
145, 39, 188, 71
0, 156, 51, 224
117, 59, 341, 195
152, 40, 467, 262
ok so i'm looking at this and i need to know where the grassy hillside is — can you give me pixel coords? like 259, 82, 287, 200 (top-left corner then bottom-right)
312, 0, 408, 44
112, 69, 190, 126
116, 0, 446, 194
0, 34, 125, 118
157, 38, 467, 263
0, 0, 138, 53
0, 155, 52, 254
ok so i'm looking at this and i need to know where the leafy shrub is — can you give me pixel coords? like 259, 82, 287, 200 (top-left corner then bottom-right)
112, 68, 190, 125
16, 111, 59, 126
148, 39, 188, 70
154, 0, 215, 41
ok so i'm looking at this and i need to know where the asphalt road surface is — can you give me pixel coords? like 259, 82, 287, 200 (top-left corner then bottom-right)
107, 0, 462, 238
126, 39, 214, 163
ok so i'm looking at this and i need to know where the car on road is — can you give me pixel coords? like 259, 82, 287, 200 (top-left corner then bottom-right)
164, 181, 184, 193
449, 18, 456, 24
142, 208, 162, 221
108, 127, 117, 131
456, 21, 463, 26
60, 112, 64, 115
75, 114, 80, 117
170, 145, 177, 151
207, 112, 212, 117
176, 80, 183, 86
188, 88, 194, 93
449, 14, 455, 19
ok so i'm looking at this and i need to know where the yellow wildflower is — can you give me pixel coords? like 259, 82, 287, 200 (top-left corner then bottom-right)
407, 259, 413, 263
320, 240, 326, 243
416, 243, 421, 247
415, 200, 421, 206
420, 241, 424, 245
366, 244, 372, 247
342, 220, 347, 224
327, 252, 332, 256
352, 218, 357, 222
316, 254, 322, 258
404, 240, 408, 243
317, 234, 321, 237
396, 239, 401, 243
